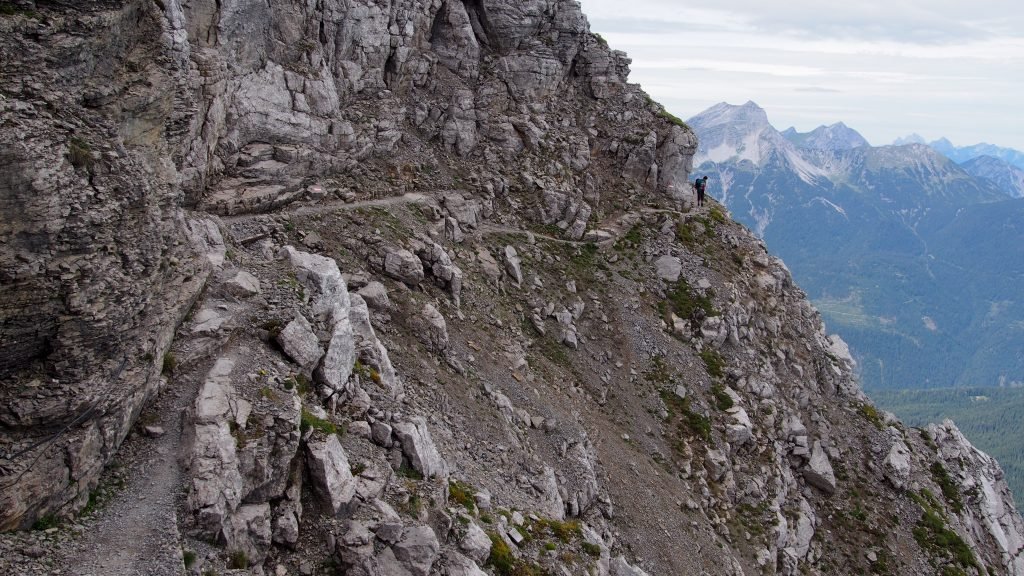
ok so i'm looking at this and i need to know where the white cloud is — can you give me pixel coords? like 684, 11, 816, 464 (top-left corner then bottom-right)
577, 0, 1024, 149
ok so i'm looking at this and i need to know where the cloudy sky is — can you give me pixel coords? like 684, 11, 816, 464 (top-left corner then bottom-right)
577, 0, 1024, 150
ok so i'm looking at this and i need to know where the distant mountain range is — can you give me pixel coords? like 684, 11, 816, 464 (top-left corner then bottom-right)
689, 101, 1024, 390
892, 134, 1024, 197
895, 133, 1024, 169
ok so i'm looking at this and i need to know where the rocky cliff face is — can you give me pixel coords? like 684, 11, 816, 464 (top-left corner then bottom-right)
1, 1, 1022, 576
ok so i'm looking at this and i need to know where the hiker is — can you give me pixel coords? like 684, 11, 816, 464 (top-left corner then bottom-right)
694, 175, 709, 207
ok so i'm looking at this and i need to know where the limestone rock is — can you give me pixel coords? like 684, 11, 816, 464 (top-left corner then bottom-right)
705, 449, 729, 482
276, 314, 323, 372
385, 248, 425, 286
390, 525, 441, 576
884, 437, 912, 489
459, 521, 492, 564
802, 441, 837, 494
281, 247, 354, 394
350, 294, 401, 397
503, 246, 524, 286
443, 552, 488, 576
654, 255, 682, 282
221, 503, 272, 565
610, 556, 652, 576
393, 417, 448, 479
357, 281, 391, 310
185, 359, 243, 537
418, 303, 450, 353
335, 520, 375, 573
223, 270, 261, 298
305, 434, 356, 516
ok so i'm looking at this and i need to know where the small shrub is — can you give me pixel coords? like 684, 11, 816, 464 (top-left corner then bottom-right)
644, 355, 672, 384
32, 514, 59, 531
351, 462, 367, 476
582, 541, 602, 557
68, 137, 94, 170
911, 490, 979, 573
161, 352, 177, 375
449, 480, 477, 513
544, 518, 581, 543
262, 318, 285, 338
300, 408, 340, 436
708, 205, 727, 224
711, 383, 733, 410
544, 542, 557, 551
682, 408, 712, 442
294, 373, 312, 395
659, 108, 689, 129
920, 428, 938, 452
700, 348, 726, 380
486, 531, 516, 576
930, 462, 964, 514
615, 225, 644, 252
660, 279, 717, 324
182, 550, 197, 569
398, 462, 424, 480
857, 403, 884, 430
227, 549, 248, 569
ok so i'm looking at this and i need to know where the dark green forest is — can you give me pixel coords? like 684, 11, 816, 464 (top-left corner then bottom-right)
869, 387, 1024, 500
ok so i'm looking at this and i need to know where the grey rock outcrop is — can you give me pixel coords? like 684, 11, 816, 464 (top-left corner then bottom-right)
350, 294, 401, 397
883, 435, 912, 489
306, 434, 357, 517
0, 0, 697, 528
277, 314, 324, 372
801, 441, 837, 494
185, 358, 244, 535
282, 247, 355, 395
417, 303, 450, 353
393, 417, 449, 480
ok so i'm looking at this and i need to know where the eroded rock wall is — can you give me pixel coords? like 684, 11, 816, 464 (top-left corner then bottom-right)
0, 0, 695, 529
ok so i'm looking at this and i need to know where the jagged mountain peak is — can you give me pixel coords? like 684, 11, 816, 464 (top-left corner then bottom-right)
783, 121, 869, 151
690, 100, 771, 128
893, 133, 927, 145
688, 101, 780, 165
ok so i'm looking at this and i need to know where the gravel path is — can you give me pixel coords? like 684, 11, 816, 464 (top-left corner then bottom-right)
51, 376, 197, 576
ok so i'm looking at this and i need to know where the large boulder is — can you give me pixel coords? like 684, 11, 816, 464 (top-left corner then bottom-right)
185, 358, 244, 536
384, 248, 426, 286
802, 441, 837, 494
281, 246, 355, 394
276, 313, 323, 371
379, 525, 441, 576
349, 294, 401, 397
305, 434, 357, 516
393, 417, 449, 480
884, 436, 912, 489
417, 304, 450, 353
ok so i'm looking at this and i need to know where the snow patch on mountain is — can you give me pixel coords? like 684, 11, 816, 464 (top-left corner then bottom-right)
810, 197, 848, 218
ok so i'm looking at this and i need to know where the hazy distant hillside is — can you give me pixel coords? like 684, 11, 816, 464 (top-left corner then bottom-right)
895, 133, 1024, 171
960, 155, 1024, 198
691, 102, 1024, 391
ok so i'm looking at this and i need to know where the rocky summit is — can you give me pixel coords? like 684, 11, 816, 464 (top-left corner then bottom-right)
0, 1, 1022, 576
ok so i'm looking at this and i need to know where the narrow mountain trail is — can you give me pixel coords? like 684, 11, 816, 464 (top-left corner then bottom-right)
221, 189, 710, 248
48, 376, 199, 576
33, 192, 711, 576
